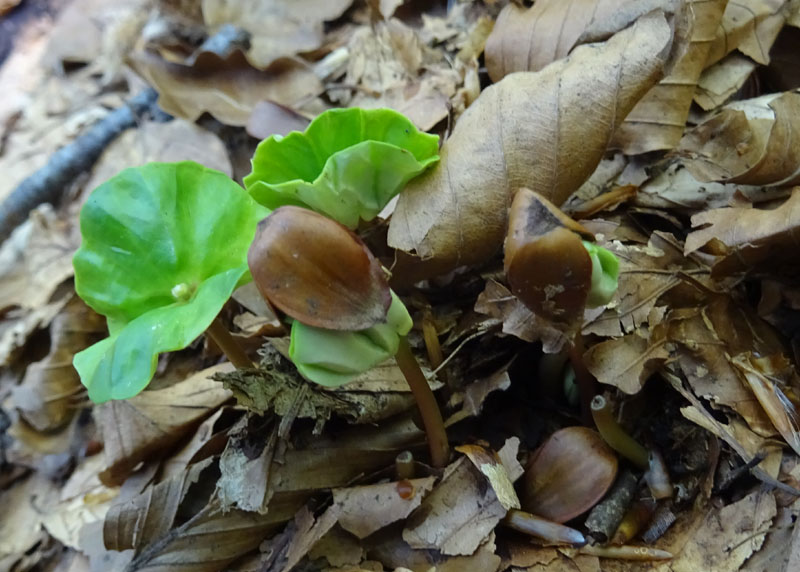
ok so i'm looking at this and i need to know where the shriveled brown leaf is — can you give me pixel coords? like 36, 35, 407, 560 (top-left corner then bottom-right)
584, 330, 670, 394
705, 0, 787, 67
457, 438, 523, 511
402, 457, 506, 556
201, 0, 353, 69
685, 190, 800, 278
389, 12, 672, 274
11, 296, 105, 432
731, 353, 800, 456
372, 530, 502, 572
694, 54, 758, 111
333, 477, 437, 539
484, 0, 671, 81
161, 408, 230, 480
131, 50, 322, 126
679, 92, 800, 187
474, 280, 571, 353
83, 119, 233, 195
0, 205, 79, 311
104, 458, 213, 552
612, 0, 728, 153
652, 490, 776, 572
0, 475, 60, 568
96, 364, 234, 486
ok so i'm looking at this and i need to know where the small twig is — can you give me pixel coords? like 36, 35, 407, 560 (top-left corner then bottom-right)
0, 88, 159, 245
585, 469, 638, 544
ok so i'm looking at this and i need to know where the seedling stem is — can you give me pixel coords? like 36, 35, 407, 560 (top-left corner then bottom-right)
206, 316, 255, 370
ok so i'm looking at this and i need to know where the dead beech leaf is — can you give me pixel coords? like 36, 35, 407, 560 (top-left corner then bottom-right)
131, 50, 322, 126
201, 0, 353, 69
125, 498, 291, 572
685, 190, 800, 278
584, 331, 670, 394
484, 0, 670, 81
12, 296, 105, 432
611, 0, 728, 153
96, 364, 234, 486
388, 12, 672, 273
679, 92, 800, 187
402, 457, 506, 556
0, 204, 79, 311
332, 477, 437, 539
731, 353, 800, 456
246, 101, 310, 140
474, 280, 571, 353
457, 438, 523, 511
371, 531, 502, 572
694, 54, 758, 111
705, 0, 787, 67
104, 458, 213, 552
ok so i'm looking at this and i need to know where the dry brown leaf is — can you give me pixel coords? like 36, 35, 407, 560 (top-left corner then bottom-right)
694, 54, 758, 111
40, 455, 118, 550
484, 0, 669, 81
0, 299, 66, 368
685, 190, 800, 278
474, 280, 571, 353
201, 0, 353, 69
104, 458, 213, 552
705, 0, 787, 67
160, 407, 229, 480
402, 457, 506, 556
0, 204, 79, 311
584, 330, 670, 394
652, 490, 776, 572
131, 50, 322, 126
125, 498, 291, 572
611, 0, 728, 153
372, 530, 502, 572
457, 440, 522, 511
11, 296, 105, 432
332, 477, 437, 539
679, 92, 800, 187
0, 474, 60, 568
731, 353, 800, 456
96, 363, 234, 486
83, 119, 233, 195
246, 101, 310, 140
388, 12, 672, 274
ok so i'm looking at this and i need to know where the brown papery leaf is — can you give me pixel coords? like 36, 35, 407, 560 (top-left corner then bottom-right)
679, 92, 800, 187
388, 12, 672, 274
131, 50, 322, 126
12, 296, 105, 432
704, 0, 787, 67
584, 330, 670, 394
694, 54, 758, 111
685, 190, 800, 278
96, 364, 233, 486
484, 0, 670, 81
104, 458, 214, 552
611, 0, 727, 153
731, 353, 800, 456
201, 0, 353, 69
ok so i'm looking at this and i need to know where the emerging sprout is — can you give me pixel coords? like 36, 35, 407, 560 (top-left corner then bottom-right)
248, 206, 449, 467
244, 108, 440, 228
73, 162, 267, 402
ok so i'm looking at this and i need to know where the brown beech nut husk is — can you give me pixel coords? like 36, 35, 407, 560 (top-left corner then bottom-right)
522, 426, 618, 523
505, 188, 595, 323
248, 206, 391, 331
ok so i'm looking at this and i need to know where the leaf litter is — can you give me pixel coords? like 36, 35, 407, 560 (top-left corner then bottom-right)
5, 1, 800, 571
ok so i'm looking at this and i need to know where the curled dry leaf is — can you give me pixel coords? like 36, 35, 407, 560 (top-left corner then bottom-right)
131, 50, 322, 126
611, 0, 728, 153
388, 12, 672, 274
679, 92, 800, 187
201, 0, 353, 69
705, 0, 787, 67
584, 330, 670, 394
685, 190, 800, 278
12, 296, 105, 432
522, 427, 618, 523
484, 0, 672, 81
96, 364, 234, 486
248, 206, 392, 331
694, 54, 758, 111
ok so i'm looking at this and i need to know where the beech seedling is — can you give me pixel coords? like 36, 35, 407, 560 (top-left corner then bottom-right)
73, 162, 268, 402
244, 107, 440, 228
248, 206, 449, 467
